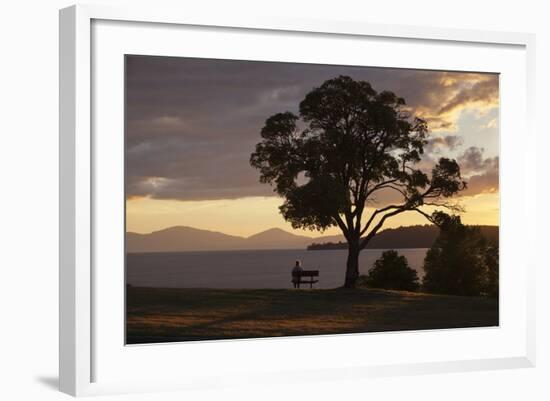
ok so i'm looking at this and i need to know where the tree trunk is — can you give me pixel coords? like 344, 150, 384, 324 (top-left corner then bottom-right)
344, 239, 360, 288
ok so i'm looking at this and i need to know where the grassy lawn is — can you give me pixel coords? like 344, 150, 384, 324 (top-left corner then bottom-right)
126, 286, 498, 344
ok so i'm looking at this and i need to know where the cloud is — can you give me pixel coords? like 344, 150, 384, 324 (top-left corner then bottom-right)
425, 135, 464, 154
125, 56, 499, 202
458, 146, 498, 174
410, 73, 499, 132
457, 147, 499, 196
438, 79, 498, 115
463, 170, 499, 196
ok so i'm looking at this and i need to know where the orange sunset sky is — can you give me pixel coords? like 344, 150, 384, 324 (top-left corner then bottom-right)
125, 56, 499, 237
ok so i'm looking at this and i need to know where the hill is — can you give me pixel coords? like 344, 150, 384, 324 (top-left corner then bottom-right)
126, 224, 499, 253
307, 225, 499, 250
126, 226, 246, 252
126, 226, 315, 253
245, 228, 313, 249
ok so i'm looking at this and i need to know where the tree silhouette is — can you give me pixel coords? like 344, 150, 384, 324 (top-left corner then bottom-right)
359, 250, 419, 291
250, 76, 466, 288
422, 212, 498, 296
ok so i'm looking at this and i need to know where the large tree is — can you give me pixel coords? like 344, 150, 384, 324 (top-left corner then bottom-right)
250, 76, 466, 288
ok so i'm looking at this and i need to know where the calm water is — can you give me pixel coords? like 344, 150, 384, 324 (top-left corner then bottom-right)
127, 248, 428, 289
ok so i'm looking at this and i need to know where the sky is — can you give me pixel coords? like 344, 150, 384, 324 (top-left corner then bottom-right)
125, 55, 499, 237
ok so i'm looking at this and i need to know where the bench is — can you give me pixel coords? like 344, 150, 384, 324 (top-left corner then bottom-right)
292, 270, 319, 289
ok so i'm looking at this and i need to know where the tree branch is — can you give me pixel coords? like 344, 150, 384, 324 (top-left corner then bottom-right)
359, 204, 404, 237
333, 214, 350, 241
412, 207, 434, 222
365, 178, 401, 198
359, 207, 407, 249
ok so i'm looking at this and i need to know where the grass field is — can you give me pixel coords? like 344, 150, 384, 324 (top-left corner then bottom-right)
126, 286, 498, 344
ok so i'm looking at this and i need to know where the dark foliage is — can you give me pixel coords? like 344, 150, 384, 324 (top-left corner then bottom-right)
422, 212, 499, 296
358, 250, 419, 291
307, 224, 499, 250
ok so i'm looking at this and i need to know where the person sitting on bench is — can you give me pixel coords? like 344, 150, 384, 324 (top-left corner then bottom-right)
291, 260, 303, 289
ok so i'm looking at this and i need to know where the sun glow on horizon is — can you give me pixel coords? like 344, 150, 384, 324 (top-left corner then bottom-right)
126, 193, 499, 237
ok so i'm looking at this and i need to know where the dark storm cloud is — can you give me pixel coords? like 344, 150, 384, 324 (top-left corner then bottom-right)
126, 56, 499, 201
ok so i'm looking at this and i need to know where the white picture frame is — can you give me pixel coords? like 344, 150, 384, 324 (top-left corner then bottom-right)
59, 4, 536, 397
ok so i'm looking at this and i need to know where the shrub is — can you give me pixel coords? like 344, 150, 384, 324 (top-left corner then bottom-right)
359, 250, 419, 291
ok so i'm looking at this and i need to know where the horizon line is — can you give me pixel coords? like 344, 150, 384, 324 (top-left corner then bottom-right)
126, 222, 500, 238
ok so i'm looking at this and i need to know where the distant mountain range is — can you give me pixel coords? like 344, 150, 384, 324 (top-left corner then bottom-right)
126, 226, 329, 253
126, 225, 499, 253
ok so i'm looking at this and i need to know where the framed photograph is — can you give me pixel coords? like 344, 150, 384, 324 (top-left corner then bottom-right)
59, 4, 536, 396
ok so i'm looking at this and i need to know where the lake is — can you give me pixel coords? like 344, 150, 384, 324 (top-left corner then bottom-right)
127, 248, 428, 289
